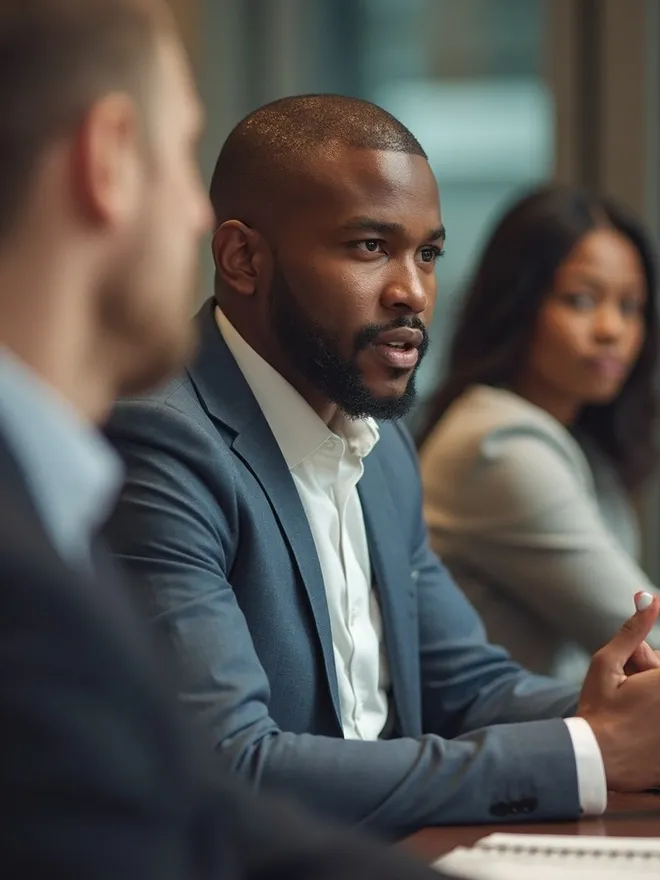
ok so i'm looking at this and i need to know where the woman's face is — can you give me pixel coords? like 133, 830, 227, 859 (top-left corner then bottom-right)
523, 227, 647, 418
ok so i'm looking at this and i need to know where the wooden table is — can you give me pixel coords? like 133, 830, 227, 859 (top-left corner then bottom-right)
401, 792, 660, 864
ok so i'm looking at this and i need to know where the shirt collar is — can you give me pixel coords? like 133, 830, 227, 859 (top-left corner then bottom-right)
216, 308, 379, 469
0, 349, 122, 566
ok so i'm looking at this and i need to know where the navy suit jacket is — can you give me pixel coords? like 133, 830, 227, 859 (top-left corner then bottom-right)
106, 299, 582, 836
0, 420, 445, 880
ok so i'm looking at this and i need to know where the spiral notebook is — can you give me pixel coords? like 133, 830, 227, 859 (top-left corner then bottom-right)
433, 833, 660, 879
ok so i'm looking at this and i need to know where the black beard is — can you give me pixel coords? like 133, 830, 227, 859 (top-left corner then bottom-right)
268, 266, 428, 421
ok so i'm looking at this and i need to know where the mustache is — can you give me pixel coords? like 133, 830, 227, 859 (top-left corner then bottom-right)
354, 315, 429, 354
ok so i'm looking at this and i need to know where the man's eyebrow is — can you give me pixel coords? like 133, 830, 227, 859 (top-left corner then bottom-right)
341, 217, 446, 241
341, 217, 405, 235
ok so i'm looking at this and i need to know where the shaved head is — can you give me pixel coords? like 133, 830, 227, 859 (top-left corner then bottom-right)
210, 95, 441, 425
209, 94, 427, 229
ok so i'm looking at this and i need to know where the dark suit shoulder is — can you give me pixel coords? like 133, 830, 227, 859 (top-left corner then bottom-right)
116, 373, 191, 409
109, 382, 234, 473
106, 384, 242, 571
111, 370, 209, 434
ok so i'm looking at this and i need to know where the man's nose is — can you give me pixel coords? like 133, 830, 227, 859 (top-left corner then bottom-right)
380, 268, 430, 314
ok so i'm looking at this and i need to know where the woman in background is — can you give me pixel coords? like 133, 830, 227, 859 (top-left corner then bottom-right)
419, 184, 659, 683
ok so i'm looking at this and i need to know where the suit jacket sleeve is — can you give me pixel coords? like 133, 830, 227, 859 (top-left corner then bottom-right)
105, 399, 585, 834
387, 425, 580, 732
421, 423, 660, 654
215, 773, 449, 879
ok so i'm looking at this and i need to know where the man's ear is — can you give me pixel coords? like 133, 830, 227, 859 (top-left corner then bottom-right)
212, 220, 272, 297
72, 92, 143, 227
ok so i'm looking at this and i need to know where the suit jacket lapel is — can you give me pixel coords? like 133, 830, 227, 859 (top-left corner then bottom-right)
187, 300, 342, 724
359, 451, 422, 737
231, 429, 341, 719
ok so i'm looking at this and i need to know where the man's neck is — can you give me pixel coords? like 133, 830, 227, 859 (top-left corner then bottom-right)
217, 303, 339, 425
0, 261, 117, 426
0, 334, 117, 426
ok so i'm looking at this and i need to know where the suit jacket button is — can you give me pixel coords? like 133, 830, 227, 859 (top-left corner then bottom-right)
519, 797, 538, 814
489, 801, 511, 818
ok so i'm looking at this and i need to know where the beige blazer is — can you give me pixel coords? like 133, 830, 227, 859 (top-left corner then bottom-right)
420, 384, 658, 683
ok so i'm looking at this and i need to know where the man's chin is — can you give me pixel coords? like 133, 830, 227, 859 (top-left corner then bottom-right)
338, 387, 416, 422
369, 373, 414, 397
370, 396, 416, 421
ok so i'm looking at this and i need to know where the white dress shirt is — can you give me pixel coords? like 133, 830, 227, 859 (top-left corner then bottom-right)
216, 309, 607, 810
217, 308, 389, 740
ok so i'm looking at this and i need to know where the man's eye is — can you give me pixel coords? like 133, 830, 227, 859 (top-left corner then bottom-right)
355, 239, 383, 253
420, 246, 444, 263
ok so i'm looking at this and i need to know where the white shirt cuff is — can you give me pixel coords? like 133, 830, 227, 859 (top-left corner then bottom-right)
564, 717, 607, 815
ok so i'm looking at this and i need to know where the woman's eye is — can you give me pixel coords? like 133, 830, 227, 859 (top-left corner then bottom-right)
620, 297, 644, 317
564, 292, 596, 310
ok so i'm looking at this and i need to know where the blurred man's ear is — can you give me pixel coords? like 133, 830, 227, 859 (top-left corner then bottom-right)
72, 93, 143, 228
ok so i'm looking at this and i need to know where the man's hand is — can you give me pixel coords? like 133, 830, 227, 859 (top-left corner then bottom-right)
578, 591, 660, 792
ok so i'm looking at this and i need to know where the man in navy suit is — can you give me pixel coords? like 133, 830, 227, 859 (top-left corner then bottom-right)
106, 95, 660, 838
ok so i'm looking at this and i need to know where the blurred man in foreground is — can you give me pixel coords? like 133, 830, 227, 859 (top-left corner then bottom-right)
0, 2, 445, 877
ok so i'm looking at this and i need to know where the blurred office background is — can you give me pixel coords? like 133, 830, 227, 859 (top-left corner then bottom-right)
168, 0, 660, 577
